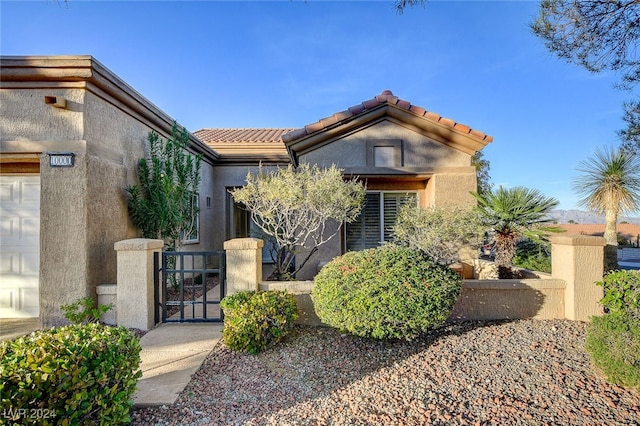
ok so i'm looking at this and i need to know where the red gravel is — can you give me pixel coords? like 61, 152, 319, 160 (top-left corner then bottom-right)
132, 319, 639, 425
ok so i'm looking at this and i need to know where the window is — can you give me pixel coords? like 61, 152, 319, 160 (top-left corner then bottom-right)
181, 194, 199, 244
345, 191, 417, 251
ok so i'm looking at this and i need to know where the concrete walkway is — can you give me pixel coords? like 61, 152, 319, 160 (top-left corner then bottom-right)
134, 323, 223, 407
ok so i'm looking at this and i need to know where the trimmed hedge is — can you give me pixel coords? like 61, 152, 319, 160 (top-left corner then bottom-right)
0, 323, 141, 425
586, 270, 640, 389
312, 245, 462, 340
220, 290, 298, 355
586, 312, 640, 390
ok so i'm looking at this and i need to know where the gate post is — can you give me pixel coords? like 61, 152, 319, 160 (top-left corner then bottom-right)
550, 234, 606, 321
114, 238, 164, 330
224, 238, 263, 295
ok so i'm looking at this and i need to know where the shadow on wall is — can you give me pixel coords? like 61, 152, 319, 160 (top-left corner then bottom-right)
448, 280, 563, 321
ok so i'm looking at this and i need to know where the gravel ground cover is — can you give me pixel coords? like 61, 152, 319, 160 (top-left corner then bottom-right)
132, 319, 639, 425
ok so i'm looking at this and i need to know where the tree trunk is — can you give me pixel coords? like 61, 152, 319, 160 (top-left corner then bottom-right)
603, 209, 619, 271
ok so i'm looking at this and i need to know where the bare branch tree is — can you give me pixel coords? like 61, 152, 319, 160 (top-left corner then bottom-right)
231, 164, 365, 280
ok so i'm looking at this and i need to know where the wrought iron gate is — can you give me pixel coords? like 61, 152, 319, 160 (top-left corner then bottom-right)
155, 250, 226, 323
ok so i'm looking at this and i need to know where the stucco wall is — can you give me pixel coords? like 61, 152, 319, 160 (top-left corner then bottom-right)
299, 119, 470, 171
0, 88, 84, 142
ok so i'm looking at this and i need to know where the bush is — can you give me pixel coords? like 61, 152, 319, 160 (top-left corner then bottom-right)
312, 245, 462, 340
60, 297, 112, 324
392, 204, 484, 265
586, 312, 640, 390
513, 239, 552, 273
0, 323, 141, 425
597, 270, 640, 320
220, 290, 298, 354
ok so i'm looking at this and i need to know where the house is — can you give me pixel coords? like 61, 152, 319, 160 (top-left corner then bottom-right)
0, 55, 491, 326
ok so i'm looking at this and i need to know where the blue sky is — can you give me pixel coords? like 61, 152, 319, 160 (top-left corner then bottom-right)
1, 0, 632, 209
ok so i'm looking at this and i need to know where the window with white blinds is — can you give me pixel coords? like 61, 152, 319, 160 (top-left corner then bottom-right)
345, 192, 417, 251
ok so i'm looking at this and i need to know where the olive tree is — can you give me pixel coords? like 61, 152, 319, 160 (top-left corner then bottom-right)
231, 164, 365, 280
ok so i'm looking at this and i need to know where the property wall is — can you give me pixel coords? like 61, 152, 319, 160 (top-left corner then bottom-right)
223, 235, 605, 326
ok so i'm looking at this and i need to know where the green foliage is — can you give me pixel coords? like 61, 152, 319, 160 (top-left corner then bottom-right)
126, 123, 202, 251
532, 1, 640, 89
392, 204, 484, 265
471, 151, 492, 196
220, 290, 298, 355
532, 1, 640, 160
586, 270, 640, 390
513, 239, 552, 273
60, 297, 112, 324
0, 323, 142, 425
312, 245, 462, 340
230, 164, 365, 280
597, 270, 640, 321
471, 186, 560, 273
586, 313, 640, 390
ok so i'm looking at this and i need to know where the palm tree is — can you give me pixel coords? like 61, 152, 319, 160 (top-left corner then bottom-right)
572, 146, 640, 271
472, 186, 559, 278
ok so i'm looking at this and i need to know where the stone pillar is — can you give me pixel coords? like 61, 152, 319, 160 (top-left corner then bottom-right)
550, 235, 605, 321
223, 238, 263, 295
114, 238, 163, 330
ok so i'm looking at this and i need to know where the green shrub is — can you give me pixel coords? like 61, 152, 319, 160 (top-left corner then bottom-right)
0, 323, 141, 425
312, 245, 462, 340
586, 312, 640, 390
60, 297, 112, 324
220, 290, 298, 354
596, 270, 640, 320
392, 204, 484, 265
513, 239, 551, 273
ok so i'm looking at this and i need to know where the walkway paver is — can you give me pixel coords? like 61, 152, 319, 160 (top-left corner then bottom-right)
134, 323, 222, 407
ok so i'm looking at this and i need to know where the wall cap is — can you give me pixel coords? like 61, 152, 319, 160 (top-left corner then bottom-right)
260, 280, 314, 294
463, 279, 566, 290
114, 238, 164, 251
96, 284, 117, 295
224, 238, 265, 250
549, 234, 606, 247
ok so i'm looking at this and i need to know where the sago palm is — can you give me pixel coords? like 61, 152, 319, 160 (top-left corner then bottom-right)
572, 146, 640, 271
472, 186, 559, 277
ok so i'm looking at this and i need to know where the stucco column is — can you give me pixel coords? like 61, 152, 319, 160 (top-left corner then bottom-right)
550, 235, 605, 321
114, 238, 164, 330
223, 238, 263, 295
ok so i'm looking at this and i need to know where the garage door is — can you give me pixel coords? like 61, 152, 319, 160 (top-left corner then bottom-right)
0, 175, 40, 318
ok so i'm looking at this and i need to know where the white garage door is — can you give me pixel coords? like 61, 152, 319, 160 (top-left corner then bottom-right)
0, 175, 40, 318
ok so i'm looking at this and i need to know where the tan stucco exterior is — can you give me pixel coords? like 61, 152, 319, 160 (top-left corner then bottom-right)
1, 56, 217, 326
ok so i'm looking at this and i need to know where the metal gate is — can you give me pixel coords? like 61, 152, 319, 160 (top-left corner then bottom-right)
155, 250, 226, 323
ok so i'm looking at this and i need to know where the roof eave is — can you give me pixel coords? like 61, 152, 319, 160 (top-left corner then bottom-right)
285, 103, 492, 161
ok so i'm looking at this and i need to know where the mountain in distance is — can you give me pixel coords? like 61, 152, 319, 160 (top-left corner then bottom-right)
546, 209, 640, 225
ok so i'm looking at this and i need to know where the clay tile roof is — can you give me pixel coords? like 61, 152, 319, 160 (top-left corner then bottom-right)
282, 90, 493, 144
193, 128, 295, 144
